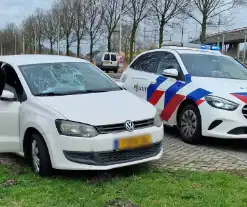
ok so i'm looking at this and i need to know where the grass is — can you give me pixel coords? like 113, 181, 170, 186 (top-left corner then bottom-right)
1, 164, 247, 207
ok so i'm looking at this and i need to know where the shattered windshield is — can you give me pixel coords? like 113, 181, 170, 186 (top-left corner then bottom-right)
19, 62, 121, 96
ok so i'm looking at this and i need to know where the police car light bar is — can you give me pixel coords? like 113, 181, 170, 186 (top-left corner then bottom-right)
162, 41, 220, 51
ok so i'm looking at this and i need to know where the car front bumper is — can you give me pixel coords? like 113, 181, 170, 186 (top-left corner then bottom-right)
43, 125, 164, 170
200, 102, 247, 139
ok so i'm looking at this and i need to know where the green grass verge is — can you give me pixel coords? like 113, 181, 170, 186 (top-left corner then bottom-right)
0, 164, 247, 207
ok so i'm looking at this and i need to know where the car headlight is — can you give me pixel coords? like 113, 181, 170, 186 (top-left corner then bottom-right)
205, 95, 239, 111
154, 111, 163, 127
55, 120, 98, 137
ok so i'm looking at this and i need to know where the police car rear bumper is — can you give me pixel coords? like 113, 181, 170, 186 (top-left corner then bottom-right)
200, 102, 247, 139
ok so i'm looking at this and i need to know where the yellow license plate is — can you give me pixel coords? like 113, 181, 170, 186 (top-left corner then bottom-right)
114, 134, 152, 150
104, 61, 109, 64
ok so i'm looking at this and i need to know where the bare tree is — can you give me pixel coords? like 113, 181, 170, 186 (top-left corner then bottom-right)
126, 0, 149, 62
102, 0, 127, 52
42, 9, 57, 54
73, 0, 88, 57
22, 16, 36, 54
60, 0, 76, 56
186, 0, 242, 43
34, 8, 45, 53
121, 23, 132, 59
87, 0, 104, 62
151, 0, 191, 48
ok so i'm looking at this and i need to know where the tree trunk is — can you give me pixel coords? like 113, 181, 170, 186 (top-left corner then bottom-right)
50, 40, 53, 54
129, 23, 137, 63
38, 38, 41, 54
66, 35, 69, 56
159, 17, 165, 48
90, 33, 93, 62
200, 15, 207, 43
107, 33, 112, 52
77, 36, 81, 58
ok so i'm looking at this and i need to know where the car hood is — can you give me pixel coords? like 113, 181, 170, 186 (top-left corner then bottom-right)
192, 77, 247, 103
35, 90, 156, 125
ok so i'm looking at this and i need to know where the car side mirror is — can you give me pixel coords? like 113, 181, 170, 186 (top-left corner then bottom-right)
162, 68, 179, 79
1, 90, 17, 102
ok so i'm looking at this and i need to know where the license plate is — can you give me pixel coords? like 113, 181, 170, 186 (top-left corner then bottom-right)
114, 134, 152, 150
104, 61, 109, 64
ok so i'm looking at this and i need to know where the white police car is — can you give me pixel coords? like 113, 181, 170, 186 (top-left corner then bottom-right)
120, 42, 247, 144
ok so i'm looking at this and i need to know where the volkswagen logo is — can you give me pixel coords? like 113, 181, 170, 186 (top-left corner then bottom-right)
125, 120, 135, 132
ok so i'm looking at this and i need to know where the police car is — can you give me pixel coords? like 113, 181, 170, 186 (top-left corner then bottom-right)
120, 42, 247, 144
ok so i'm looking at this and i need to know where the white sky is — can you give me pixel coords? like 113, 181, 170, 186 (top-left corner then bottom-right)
0, 0, 246, 53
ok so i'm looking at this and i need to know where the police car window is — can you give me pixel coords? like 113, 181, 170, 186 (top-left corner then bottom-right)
137, 52, 160, 73
130, 52, 160, 73
180, 54, 247, 80
156, 52, 181, 74
129, 56, 142, 70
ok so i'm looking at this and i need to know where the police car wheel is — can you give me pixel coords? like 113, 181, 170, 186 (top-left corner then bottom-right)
178, 104, 202, 144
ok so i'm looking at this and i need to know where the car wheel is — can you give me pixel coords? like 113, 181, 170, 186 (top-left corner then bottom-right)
30, 133, 53, 177
114, 69, 118, 73
178, 104, 202, 144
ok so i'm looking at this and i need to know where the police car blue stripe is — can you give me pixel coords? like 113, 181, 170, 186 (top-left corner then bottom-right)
147, 76, 167, 101
186, 88, 212, 101
232, 92, 247, 96
164, 74, 191, 107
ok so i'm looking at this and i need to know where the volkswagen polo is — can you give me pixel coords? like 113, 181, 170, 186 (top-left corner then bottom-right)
0, 55, 163, 176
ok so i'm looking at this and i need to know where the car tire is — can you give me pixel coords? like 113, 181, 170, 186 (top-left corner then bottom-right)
178, 104, 202, 144
30, 133, 53, 177
114, 69, 118, 73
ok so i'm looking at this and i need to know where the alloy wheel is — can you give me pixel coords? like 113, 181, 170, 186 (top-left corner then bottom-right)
180, 109, 197, 138
32, 140, 40, 173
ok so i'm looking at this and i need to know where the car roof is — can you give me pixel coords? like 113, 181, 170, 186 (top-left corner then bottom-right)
137, 47, 223, 57
0, 55, 88, 66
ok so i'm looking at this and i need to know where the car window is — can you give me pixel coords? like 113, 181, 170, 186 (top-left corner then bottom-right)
130, 52, 160, 73
19, 62, 121, 96
104, 53, 110, 61
3, 66, 25, 100
180, 54, 247, 80
156, 52, 181, 74
111, 54, 117, 61
156, 52, 184, 80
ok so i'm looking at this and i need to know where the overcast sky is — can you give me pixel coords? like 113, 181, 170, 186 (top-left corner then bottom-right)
0, 0, 246, 53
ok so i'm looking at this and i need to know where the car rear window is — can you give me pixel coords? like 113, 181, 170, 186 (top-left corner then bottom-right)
111, 54, 117, 61
104, 54, 110, 61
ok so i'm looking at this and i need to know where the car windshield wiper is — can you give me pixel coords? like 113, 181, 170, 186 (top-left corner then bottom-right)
67, 89, 110, 95
34, 92, 70, 96
35, 89, 113, 96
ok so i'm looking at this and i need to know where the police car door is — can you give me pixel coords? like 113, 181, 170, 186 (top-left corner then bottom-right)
153, 51, 186, 123
128, 52, 161, 100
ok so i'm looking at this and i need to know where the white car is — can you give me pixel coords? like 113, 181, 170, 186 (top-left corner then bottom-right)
0, 55, 163, 176
94, 52, 119, 73
121, 42, 247, 144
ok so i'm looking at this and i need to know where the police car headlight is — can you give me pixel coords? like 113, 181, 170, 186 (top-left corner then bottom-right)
154, 111, 163, 127
55, 120, 98, 137
205, 95, 239, 111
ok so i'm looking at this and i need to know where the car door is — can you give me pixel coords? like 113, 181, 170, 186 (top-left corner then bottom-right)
154, 51, 187, 122
110, 53, 118, 67
125, 52, 161, 100
0, 65, 21, 152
